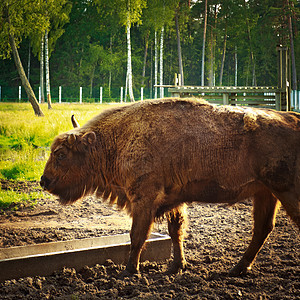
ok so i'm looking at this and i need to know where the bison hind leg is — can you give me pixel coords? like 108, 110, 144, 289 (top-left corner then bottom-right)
229, 188, 279, 276
166, 204, 187, 273
276, 191, 300, 230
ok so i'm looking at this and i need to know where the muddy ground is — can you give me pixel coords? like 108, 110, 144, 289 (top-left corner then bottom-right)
0, 180, 299, 299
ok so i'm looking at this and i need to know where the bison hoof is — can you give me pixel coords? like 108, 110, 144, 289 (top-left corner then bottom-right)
119, 269, 140, 279
229, 260, 251, 277
119, 263, 139, 278
166, 260, 187, 274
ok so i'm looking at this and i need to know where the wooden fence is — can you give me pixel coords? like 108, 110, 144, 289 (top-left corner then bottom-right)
168, 86, 286, 111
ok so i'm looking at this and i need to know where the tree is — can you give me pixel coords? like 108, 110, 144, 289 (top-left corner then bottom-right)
126, 13, 135, 102
154, 30, 158, 98
0, 0, 46, 116
201, 0, 208, 86
96, 0, 146, 102
142, 0, 178, 93
40, 34, 45, 103
219, 18, 227, 86
45, 29, 52, 109
160, 26, 164, 98
31, 0, 71, 108
286, 0, 297, 90
1, 0, 298, 101
175, 13, 184, 85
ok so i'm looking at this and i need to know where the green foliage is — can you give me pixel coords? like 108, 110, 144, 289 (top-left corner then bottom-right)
0, 188, 43, 210
0, 0, 299, 91
0, 0, 49, 59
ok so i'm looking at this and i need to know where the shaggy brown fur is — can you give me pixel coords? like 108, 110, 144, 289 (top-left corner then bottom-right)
41, 98, 300, 276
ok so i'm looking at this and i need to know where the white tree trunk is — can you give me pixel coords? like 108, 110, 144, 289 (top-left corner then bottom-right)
141, 31, 149, 86
27, 42, 31, 81
126, 18, 134, 102
45, 30, 52, 109
175, 14, 184, 85
125, 73, 128, 102
154, 30, 158, 99
150, 43, 153, 99
40, 34, 45, 103
235, 46, 238, 86
201, 0, 208, 86
287, 1, 297, 90
159, 27, 164, 98
109, 35, 112, 98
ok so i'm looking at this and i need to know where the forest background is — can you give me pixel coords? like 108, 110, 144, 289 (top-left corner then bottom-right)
0, 0, 299, 105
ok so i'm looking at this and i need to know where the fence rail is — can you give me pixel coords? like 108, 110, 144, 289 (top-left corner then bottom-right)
0, 86, 170, 103
1, 86, 299, 113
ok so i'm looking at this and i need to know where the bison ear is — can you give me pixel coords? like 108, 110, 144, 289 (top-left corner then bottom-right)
82, 132, 96, 145
67, 133, 77, 145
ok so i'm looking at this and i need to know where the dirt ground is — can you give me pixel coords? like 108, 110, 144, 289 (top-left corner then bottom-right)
0, 180, 299, 299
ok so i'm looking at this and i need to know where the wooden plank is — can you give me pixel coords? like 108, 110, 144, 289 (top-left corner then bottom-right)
229, 95, 275, 100
0, 233, 171, 282
230, 100, 275, 105
169, 86, 284, 94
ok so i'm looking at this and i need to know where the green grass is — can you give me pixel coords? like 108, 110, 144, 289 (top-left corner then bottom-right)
0, 102, 122, 208
0, 189, 44, 210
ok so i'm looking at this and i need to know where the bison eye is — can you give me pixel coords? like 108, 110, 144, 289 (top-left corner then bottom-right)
57, 152, 66, 161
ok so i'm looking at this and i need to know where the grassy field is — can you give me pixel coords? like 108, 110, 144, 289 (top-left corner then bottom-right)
0, 102, 122, 208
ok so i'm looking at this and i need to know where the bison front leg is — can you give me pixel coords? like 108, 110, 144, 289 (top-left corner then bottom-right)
229, 189, 279, 276
167, 204, 187, 273
124, 202, 155, 276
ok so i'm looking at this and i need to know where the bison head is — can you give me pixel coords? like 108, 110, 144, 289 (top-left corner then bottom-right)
40, 130, 97, 205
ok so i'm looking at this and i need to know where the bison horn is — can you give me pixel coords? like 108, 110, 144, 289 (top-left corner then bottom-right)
71, 115, 80, 128
67, 133, 77, 145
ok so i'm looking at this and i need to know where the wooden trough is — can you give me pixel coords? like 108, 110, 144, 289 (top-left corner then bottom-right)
0, 233, 171, 282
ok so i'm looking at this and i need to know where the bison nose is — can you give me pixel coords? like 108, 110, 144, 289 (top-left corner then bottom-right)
40, 175, 50, 190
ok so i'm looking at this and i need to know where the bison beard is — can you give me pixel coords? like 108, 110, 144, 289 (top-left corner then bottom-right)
41, 98, 300, 277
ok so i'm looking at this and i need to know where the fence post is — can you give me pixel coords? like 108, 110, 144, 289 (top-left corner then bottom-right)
80, 87, 82, 104
120, 87, 123, 103
100, 87, 103, 104
160, 86, 164, 99
19, 86, 21, 102
59, 86, 62, 104
39, 87, 41, 103
141, 87, 143, 101
275, 92, 281, 111
222, 93, 229, 105
0, 86, 1, 101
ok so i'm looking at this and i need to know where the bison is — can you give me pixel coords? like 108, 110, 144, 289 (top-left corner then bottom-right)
40, 98, 300, 276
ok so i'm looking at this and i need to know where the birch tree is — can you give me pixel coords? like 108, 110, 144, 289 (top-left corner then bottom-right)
95, 0, 146, 102
30, 0, 70, 107
0, 0, 46, 116
40, 34, 45, 103
286, 0, 297, 90
219, 19, 227, 86
154, 30, 158, 98
175, 13, 184, 85
126, 13, 134, 102
160, 27, 164, 98
141, 31, 149, 87
201, 0, 208, 86
45, 29, 52, 109
27, 42, 31, 81
143, 0, 178, 95
243, 0, 256, 86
